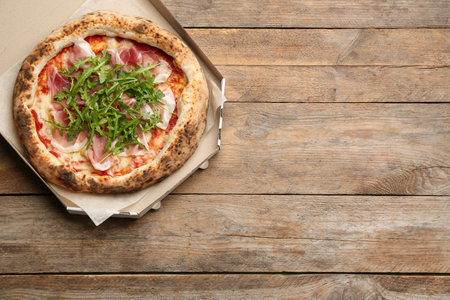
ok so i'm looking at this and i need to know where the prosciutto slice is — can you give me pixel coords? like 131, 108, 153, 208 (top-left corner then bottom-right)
139, 47, 172, 83
86, 133, 113, 171
107, 47, 140, 72
152, 60, 171, 84
140, 87, 175, 130
156, 87, 176, 130
69, 38, 95, 65
119, 125, 149, 157
50, 103, 88, 152
108, 48, 124, 66
122, 97, 136, 107
47, 67, 70, 98
51, 130, 88, 153
109, 45, 172, 83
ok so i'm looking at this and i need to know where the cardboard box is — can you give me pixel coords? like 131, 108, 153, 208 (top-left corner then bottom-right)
0, 0, 225, 225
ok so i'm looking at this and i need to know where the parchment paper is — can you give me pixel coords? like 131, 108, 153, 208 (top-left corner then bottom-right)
0, 0, 226, 225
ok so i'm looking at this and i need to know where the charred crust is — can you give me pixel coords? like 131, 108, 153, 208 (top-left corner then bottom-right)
15, 77, 30, 94
29, 146, 37, 155
17, 118, 28, 129
88, 178, 97, 188
24, 69, 32, 80
57, 168, 77, 188
134, 25, 144, 34
16, 112, 31, 131
182, 124, 195, 142
23, 146, 30, 158
29, 55, 38, 64
160, 157, 170, 170
38, 46, 47, 57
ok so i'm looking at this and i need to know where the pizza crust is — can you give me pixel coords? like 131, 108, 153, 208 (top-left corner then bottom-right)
13, 10, 209, 193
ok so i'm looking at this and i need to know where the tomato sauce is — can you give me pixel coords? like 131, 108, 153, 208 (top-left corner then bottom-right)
166, 109, 178, 133
49, 150, 60, 158
93, 170, 112, 177
31, 110, 51, 148
85, 36, 108, 54
37, 64, 50, 95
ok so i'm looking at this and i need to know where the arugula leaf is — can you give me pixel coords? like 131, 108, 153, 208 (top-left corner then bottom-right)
46, 49, 167, 156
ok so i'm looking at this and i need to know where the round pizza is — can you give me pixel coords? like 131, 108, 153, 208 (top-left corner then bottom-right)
13, 11, 209, 193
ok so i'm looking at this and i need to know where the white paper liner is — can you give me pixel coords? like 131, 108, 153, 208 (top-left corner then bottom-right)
0, 0, 226, 225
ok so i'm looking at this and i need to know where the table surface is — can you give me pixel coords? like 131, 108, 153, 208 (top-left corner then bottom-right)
1, 0, 449, 299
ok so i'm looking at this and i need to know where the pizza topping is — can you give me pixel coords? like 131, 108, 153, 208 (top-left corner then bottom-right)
46, 48, 166, 167
138, 46, 172, 83
48, 67, 70, 98
155, 86, 176, 130
50, 103, 88, 152
107, 48, 124, 66
119, 125, 149, 157
108, 45, 172, 83
153, 60, 172, 84
86, 133, 113, 171
51, 129, 88, 153
33, 36, 187, 175
69, 38, 95, 65
31, 110, 51, 147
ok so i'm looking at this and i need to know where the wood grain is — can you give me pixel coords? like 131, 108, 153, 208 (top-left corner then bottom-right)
1, 274, 449, 299
187, 28, 450, 66
1, 104, 448, 195
0, 0, 448, 295
220, 66, 450, 103
162, 0, 450, 28
178, 103, 450, 195
0, 194, 448, 273
0, 138, 48, 194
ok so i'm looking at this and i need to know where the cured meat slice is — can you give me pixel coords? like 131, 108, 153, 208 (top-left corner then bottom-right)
86, 133, 113, 171
69, 38, 95, 65
47, 67, 70, 98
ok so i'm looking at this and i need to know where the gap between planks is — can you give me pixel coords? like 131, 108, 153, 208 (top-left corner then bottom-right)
185, 26, 450, 30
2, 193, 450, 197
2, 272, 450, 276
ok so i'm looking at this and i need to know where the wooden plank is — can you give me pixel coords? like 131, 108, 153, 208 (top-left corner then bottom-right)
187, 28, 450, 66
1, 104, 449, 195
220, 66, 450, 103
162, 0, 450, 28
1, 274, 449, 299
0, 137, 48, 194
177, 103, 450, 195
0, 195, 448, 273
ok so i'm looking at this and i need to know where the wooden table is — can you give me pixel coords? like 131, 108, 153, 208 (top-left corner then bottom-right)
1, 1, 449, 298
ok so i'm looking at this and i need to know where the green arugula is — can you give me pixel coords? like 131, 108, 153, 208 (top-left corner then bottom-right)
47, 49, 166, 158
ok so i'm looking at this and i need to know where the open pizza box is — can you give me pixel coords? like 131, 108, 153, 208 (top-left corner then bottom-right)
0, 0, 226, 225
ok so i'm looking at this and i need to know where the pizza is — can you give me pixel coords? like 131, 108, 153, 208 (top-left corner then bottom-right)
13, 11, 209, 193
